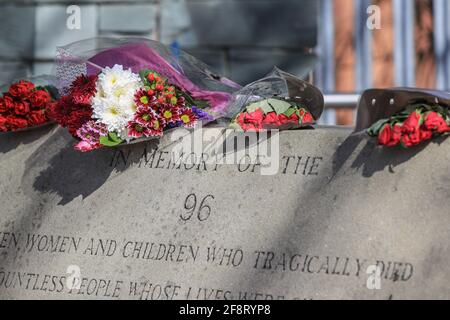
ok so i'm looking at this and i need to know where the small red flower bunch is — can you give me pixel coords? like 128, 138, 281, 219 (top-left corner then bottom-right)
231, 98, 314, 132
368, 105, 450, 148
47, 75, 98, 136
0, 80, 56, 132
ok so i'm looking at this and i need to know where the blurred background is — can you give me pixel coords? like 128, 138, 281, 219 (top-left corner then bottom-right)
0, 0, 447, 126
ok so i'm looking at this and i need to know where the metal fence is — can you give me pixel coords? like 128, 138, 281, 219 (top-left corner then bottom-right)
433, 0, 450, 90
317, 0, 450, 113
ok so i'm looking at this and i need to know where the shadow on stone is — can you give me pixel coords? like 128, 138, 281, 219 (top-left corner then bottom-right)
26, 134, 167, 206
0, 124, 55, 155
331, 131, 450, 179
22, 131, 115, 205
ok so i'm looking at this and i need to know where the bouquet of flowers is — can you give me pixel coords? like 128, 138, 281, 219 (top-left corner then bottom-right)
230, 98, 315, 132
368, 104, 450, 148
356, 88, 450, 149
50, 38, 240, 152
225, 68, 323, 132
0, 78, 58, 132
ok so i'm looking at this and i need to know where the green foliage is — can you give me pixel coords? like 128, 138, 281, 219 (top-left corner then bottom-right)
99, 132, 123, 147
244, 98, 306, 117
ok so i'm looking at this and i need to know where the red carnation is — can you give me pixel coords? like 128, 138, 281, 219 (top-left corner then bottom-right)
8, 80, 35, 98
378, 124, 392, 146
14, 101, 30, 116
6, 116, 28, 130
4, 95, 15, 111
30, 90, 51, 108
0, 96, 13, 113
402, 111, 421, 134
0, 116, 7, 132
28, 110, 48, 126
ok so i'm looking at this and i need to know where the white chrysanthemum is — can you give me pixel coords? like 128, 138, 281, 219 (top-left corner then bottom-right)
92, 64, 141, 133
98, 64, 141, 94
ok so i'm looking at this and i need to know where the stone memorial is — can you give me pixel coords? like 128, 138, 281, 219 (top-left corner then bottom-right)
0, 124, 449, 300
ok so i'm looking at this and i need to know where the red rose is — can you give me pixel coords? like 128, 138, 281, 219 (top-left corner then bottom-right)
437, 123, 450, 134
237, 109, 264, 131
401, 134, 414, 148
28, 110, 48, 126
6, 116, 28, 130
402, 111, 422, 134
30, 90, 51, 108
423, 111, 449, 134
14, 101, 30, 116
378, 124, 392, 145
302, 112, 314, 124
424, 112, 442, 129
8, 80, 35, 98
420, 127, 433, 141
410, 130, 422, 145
262, 112, 280, 128
278, 112, 301, 126
246, 109, 264, 124
0, 95, 14, 113
289, 113, 300, 123
387, 124, 402, 147
278, 114, 289, 125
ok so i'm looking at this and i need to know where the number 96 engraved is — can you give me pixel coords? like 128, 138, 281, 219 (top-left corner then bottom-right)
180, 193, 215, 222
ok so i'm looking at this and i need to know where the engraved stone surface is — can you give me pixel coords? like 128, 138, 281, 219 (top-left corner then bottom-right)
0, 126, 449, 300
